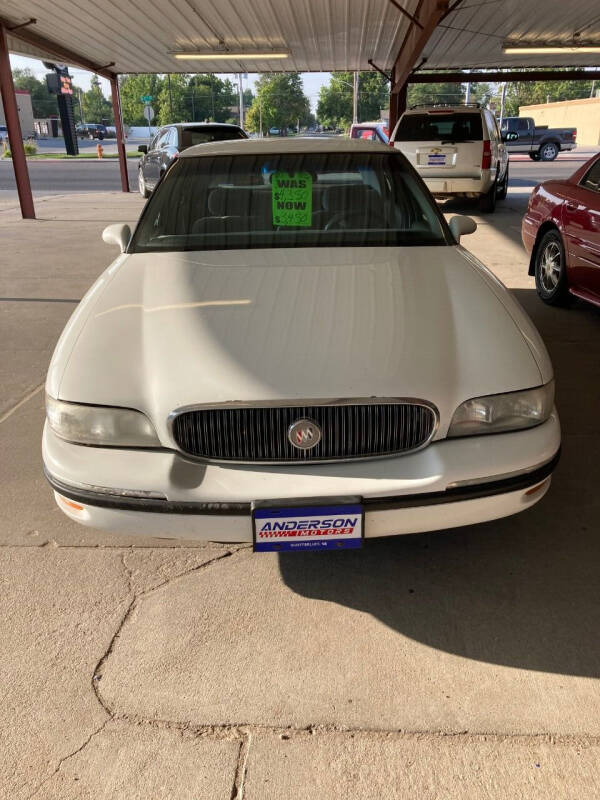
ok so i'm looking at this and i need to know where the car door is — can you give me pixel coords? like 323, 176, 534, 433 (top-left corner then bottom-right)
506, 118, 531, 154
144, 129, 169, 187
485, 111, 505, 180
562, 157, 600, 296
158, 127, 179, 176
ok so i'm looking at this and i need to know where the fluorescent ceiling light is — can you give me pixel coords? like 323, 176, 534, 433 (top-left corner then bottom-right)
504, 44, 600, 54
171, 51, 289, 60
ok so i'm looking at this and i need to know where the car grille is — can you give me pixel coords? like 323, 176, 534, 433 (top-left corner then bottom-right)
171, 401, 437, 463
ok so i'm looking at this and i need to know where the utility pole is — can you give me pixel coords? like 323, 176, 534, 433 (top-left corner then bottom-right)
465, 82, 471, 104
79, 88, 85, 124
499, 82, 507, 127
191, 87, 195, 121
259, 96, 263, 137
167, 73, 173, 120
353, 71, 359, 123
591, 80, 596, 98
238, 73, 244, 129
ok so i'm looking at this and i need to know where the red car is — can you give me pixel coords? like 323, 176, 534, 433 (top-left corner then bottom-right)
522, 153, 600, 307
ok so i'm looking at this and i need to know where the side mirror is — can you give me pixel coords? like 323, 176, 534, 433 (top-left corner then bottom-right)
449, 215, 477, 242
138, 144, 148, 154
102, 223, 131, 253
502, 131, 519, 142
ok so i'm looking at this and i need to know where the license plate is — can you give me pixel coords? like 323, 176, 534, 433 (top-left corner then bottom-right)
427, 153, 447, 166
253, 502, 364, 552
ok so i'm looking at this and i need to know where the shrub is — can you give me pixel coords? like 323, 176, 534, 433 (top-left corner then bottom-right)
2, 142, 38, 157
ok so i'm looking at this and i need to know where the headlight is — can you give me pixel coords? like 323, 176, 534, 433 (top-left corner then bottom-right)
447, 381, 554, 437
46, 395, 161, 447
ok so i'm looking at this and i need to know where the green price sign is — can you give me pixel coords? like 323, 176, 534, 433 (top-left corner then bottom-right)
140, 95, 153, 103
272, 171, 312, 227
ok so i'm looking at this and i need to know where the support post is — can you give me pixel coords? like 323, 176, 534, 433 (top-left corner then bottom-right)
109, 75, 129, 193
353, 71, 358, 124
388, 68, 407, 134
0, 23, 35, 218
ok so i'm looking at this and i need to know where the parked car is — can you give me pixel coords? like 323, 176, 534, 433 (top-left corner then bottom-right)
349, 122, 390, 144
137, 122, 247, 197
0, 124, 8, 141
76, 123, 107, 140
500, 117, 577, 162
43, 138, 559, 549
522, 152, 600, 307
268, 127, 281, 136
391, 104, 515, 212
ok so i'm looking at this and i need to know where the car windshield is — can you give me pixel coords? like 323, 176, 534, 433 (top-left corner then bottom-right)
180, 126, 246, 149
129, 151, 450, 253
396, 113, 483, 142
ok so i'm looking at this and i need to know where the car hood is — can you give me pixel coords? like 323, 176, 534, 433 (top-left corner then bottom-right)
50, 246, 551, 442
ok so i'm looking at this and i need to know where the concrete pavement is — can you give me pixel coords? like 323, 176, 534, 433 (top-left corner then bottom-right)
1, 187, 599, 798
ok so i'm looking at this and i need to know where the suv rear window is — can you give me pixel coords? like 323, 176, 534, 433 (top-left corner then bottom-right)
396, 113, 483, 142
180, 127, 247, 149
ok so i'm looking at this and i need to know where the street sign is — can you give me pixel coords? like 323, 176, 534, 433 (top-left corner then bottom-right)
143, 105, 155, 122
140, 95, 153, 103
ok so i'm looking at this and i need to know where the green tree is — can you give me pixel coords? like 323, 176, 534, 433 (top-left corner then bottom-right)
187, 75, 238, 122
82, 75, 113, 124
157, 74, 189, 125
503, 79, 594, 116
245, 73, 310, 135
11, 67, 87, 120
406, 82, 465, 108
317, 71, 390, 129
119, 74, 164, 126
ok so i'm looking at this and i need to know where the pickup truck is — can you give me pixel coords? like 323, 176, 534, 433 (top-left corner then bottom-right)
500, 117, 576, 161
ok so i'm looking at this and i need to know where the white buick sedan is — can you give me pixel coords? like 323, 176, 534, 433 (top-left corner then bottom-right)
43, 138, 560, 551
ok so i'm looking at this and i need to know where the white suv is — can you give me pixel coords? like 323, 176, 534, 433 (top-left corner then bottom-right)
391, 105, 512, 213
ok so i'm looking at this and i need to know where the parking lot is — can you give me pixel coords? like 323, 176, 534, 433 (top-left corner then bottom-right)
1, 159, 599, 798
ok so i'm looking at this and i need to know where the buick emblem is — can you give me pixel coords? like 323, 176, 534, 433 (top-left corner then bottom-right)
288, 418, 321, 450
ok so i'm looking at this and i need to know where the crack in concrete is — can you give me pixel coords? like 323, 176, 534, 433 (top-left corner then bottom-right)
20, 548, 238, 797
93, 549, 236, 716
231, 731, 251, 800
24, 718, 111, 799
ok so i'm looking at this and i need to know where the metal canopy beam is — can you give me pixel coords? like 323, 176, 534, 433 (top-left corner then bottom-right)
391, 0, 454, 95
410, 69, 600, 83
0, 14, 116, 79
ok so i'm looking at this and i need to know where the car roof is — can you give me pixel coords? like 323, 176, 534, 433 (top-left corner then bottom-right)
180, 136, 394, 158
404, 106, 482, 115
168, 122, 243, 130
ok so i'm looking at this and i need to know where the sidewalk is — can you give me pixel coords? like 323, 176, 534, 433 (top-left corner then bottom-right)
1, 193, 599, 799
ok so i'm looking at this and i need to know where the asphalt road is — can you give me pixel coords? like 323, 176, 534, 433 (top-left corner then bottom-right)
0, 159, 140, 194
0, 153, 592, 197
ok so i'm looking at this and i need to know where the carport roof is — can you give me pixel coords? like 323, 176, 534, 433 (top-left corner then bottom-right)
2, 0, 600, 76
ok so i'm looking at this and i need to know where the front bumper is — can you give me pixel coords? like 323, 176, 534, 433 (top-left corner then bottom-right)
43, 412, 561, 541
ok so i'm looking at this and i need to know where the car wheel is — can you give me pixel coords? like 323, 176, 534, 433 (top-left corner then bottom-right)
529, 152, 540, 161
534, 230, 569, 305
479, 176, 497, 213
539, 142, 558, 161
497, 164, 509, 200
138, 168, 150, 198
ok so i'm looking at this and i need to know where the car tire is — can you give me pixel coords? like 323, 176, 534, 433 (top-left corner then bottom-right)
479, 177, 497, 213
529, 152, 540, 161
138, 168, 150, 199
539, 142, 559, 161
534, 230, 569, 305
497, 164, 509, 200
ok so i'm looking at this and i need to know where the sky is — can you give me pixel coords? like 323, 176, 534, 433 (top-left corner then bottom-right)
9, 54, 332, 112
